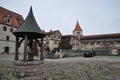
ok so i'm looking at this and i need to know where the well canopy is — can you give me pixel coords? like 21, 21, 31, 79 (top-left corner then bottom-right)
13, 7, 45, 39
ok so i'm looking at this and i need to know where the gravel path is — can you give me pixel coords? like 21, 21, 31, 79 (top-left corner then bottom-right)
0, 54, 120, 80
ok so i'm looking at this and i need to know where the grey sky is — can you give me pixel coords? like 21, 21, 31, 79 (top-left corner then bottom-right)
0, 0, 120, 35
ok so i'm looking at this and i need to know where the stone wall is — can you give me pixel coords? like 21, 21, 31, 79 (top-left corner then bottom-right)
13, 60, 43, 77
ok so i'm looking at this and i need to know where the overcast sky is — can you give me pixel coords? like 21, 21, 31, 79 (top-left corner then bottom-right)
0, 0, 120, 35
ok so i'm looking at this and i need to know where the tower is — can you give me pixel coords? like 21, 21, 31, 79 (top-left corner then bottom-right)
73, 21, 83, 39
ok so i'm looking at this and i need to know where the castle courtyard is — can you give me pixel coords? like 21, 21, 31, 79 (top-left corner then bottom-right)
0, 54, 120, 80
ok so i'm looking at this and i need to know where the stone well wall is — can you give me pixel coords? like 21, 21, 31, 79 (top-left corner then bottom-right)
13, 60, 43, 77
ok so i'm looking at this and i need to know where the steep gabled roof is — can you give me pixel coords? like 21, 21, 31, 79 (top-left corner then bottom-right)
13, 7, 45, 38
73, 21, 82, 31
0, 7, 24, 28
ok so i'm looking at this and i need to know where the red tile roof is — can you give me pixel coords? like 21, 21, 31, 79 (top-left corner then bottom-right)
0, 7, 24, 28
73, 21, 82, 31
81, 33, 120, 40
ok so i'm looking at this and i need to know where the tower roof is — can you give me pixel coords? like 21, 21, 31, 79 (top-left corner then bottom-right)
73, 21, 82, 31
13, 7, 45, 38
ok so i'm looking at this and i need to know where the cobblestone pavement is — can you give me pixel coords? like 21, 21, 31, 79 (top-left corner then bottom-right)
0, 54, 120, 80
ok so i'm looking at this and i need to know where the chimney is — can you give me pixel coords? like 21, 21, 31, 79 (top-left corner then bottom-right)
50, 29, 52, 32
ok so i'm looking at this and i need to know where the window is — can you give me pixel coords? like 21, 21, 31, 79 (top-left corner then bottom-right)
96, 42, 100, 45
54, 41, 57, 45
54, 34, 56, 38
46, 41, 49, 44
10, 28, 13, 32
4, 46, 9, 53
4, 14, 12, 25
8, 18, 10, 23
77, 32, 80, 34
3, 26, 7, 31
6, 36, 9, 41
117, 41, 120, 44
58, 36, 60, 39
48, 35, 50, 38
90, 42, 94, 46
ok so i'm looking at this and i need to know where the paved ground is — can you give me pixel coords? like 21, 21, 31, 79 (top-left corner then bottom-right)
45, 56, 120, 62
1, 54, 120, 62
0, 54, 120, 80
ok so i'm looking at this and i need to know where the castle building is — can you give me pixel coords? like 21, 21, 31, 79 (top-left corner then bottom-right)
62, 21, 82, 50
81, 33, 120, 50
0, 7, 24, 54
72, 21, 120, 51
61, 35, 80, 50
0, 6, 119, 54
44, 30, 62, 51
62, 21, 120, 51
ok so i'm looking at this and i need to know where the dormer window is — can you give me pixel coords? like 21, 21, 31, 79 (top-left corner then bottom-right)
4, 14, 12, 25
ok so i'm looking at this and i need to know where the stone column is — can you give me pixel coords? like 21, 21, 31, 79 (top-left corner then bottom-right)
23, 35, 28, 61
15, 37, 19, 60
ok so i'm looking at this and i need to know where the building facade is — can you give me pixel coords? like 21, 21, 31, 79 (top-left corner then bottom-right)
72, 21, 120, 51
61, 35, 80, 50
0, 6, 119, 54
0, 7, 24, 54
62, 21, 82, 50
80, 33, 120, 50
63, 21, 120, 51
44, 30, 62, 51
72, 21, 83, 50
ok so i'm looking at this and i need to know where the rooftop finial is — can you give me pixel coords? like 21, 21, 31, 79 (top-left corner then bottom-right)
29, 6, 33, 14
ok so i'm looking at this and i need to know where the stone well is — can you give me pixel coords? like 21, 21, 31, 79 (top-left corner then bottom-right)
13, 60, 43, 77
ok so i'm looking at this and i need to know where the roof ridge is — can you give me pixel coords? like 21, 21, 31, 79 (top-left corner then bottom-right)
81, 33, 120, 39
84, 33, 120, 37
45, 30, 60, 35
0, 6, 23, 17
